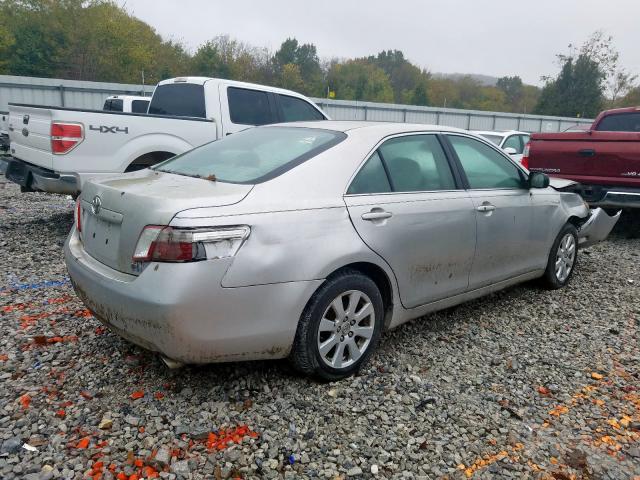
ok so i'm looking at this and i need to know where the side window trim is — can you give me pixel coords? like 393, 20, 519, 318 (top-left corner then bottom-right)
441, 133, 528, 191
344, 132, 464, 196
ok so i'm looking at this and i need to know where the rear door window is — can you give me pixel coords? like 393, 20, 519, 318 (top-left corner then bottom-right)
347, 152, 392, 194
278, 95, 325, 122
378, 135, 457, 192
148, 83, 206, 118
228, 87, 275, 125
131, 100, 149, 113
595, 112, 640, 132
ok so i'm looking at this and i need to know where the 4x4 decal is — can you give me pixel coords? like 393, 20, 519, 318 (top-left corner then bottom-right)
89, 125, 129, 134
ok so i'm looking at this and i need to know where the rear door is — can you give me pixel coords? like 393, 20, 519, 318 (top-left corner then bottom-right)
219, 85, 278, 136
344, 133, 476, 309
445, 134, 537, 289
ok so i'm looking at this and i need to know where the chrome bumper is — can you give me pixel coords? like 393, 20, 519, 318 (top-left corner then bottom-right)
578, 208, 621, 249
592, 190, 640, 209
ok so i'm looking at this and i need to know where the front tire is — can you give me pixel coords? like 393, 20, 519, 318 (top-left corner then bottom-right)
290, 270, 384, 381
541, 223, 578, 289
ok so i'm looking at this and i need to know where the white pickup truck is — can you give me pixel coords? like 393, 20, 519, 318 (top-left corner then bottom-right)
6, 77, 328, 195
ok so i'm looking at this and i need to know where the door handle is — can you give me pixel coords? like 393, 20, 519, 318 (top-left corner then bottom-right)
578, 148, 596, 157
361, 210, 393, 221
476, 204, 496, 212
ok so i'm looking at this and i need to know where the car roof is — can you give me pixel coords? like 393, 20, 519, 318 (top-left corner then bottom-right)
270, 120, 469, 135
473, 130, 529, 136
157, 77, 318, 99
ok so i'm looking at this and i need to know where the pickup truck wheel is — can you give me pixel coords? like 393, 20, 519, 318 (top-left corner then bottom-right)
541, 223, 578, 289
290, 270, 383, 381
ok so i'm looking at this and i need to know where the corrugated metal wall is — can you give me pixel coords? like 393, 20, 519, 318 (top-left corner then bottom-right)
0, 75, 593, 132
312, 98, 594, 132
0, 75, 151, 112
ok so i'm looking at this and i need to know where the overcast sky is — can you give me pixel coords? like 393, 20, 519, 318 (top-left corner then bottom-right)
123, 0, 639, 86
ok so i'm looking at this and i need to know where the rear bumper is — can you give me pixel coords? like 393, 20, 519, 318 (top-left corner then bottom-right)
559, 182, 640, 209
591, 189, 640, 209
64, 228, 323, 364
5, 157, 79, 195
578, 208, 620, 249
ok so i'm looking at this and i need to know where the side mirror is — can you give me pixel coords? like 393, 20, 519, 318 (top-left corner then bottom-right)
529, 172, 550, 189
503, 147, 518, 155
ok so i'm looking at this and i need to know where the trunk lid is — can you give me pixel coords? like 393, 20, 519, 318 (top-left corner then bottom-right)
8, 105, 54, 169
79, 169, 253, 274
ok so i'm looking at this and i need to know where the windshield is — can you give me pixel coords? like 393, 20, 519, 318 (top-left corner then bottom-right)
153, 127, 346, 184
477, 134, 503, 146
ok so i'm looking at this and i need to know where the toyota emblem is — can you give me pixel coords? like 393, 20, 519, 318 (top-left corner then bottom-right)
91, 196, 102, 215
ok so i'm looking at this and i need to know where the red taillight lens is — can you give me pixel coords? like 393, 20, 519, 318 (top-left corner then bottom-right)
521, 142, 530, 170
51, 122, 83, 154
132, 226, 250, 264
75, 198, 82, 233
132, 226, 202, 263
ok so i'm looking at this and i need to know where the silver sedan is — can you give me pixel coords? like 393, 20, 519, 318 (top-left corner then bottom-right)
64, 122, 619, 380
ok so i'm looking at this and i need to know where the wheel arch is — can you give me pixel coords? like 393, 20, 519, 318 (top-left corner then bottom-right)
323, 261, 395, 330
125, 151, 175, 172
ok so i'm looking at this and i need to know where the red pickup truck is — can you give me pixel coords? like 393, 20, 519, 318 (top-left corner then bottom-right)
524, 107, 640, 209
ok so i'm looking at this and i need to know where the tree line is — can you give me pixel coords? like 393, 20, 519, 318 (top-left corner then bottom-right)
1, 1, 638, 118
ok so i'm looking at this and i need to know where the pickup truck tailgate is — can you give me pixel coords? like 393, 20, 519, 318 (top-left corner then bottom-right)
529, 131, 640, 188
8, 105, 55, 169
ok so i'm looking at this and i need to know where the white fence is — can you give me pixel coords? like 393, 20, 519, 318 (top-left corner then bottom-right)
0, 75, 593, 133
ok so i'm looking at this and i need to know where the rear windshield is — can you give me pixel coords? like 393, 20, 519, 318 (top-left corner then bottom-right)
595, 112, 640, 132
153, 127, 345, 184
148, 83, 206, 118
478, 134, 503, 145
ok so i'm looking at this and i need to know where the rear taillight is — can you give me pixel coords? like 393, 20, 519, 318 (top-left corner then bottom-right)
520, 142, 530, 170
51, 122, 84, 154
132, 226, 250, 263
75, 198, 82, 233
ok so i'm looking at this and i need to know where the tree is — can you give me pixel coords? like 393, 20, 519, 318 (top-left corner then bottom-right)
273, 38, 323, 95
327, 60, 394, 103
534, 54, 604, 118
191, 41, 231, 79
279, 63, 304, 92
368, 50, 430, 105
533, 31, 636, 117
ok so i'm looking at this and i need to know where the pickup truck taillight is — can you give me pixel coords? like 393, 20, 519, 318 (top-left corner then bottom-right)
132, 226, 250, 263
51, 122, 84, 154
521, 142, 530, 170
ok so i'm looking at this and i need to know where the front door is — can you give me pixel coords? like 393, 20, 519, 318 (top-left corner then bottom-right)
445, 134, 535, 289
344, 134, 477, 309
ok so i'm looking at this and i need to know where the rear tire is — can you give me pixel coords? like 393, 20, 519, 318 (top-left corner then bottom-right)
290, 270, 384, 381
541, 223, 578, 289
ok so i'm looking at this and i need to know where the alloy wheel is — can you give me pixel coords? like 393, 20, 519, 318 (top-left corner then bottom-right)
555, 233, 576, 283
316, 290, 375, 369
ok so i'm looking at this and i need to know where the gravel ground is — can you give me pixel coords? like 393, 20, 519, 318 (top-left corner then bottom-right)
0, 175, 639, 480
